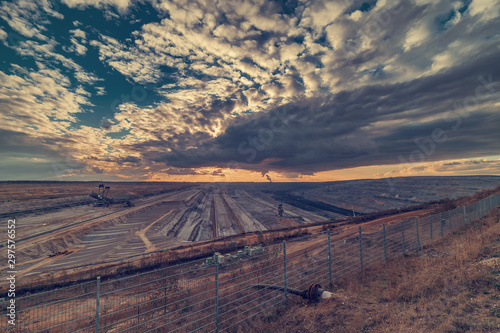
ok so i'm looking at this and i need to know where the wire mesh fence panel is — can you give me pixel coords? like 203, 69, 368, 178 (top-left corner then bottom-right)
403, 218, 420, 253
286, 233, 328, 289
384, 221, 404, 259
0, 279, 97, 333
110, 260, 215, 332
218, 242, 284, 331
418, 215, 433, 246
360, 226, 386, 270
287, 246, 329, 291
331, 233, 363, 280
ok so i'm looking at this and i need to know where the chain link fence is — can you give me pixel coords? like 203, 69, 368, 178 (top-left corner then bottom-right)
2, 194, 500, 332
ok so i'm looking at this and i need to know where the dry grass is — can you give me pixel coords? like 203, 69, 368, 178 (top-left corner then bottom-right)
257, 208, 500, 333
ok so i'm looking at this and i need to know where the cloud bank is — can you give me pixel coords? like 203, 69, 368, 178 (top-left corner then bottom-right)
0, 0, 499, 180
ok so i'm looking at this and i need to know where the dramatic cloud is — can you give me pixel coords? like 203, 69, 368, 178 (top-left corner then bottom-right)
0, 0, 499, 181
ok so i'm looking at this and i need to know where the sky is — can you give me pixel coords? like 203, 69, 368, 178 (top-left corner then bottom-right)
0, 0, 499, 182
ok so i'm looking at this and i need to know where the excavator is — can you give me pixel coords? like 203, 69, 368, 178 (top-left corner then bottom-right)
89, 181, 113, 207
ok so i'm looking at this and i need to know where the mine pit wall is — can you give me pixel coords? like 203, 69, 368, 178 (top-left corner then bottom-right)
160, 205, 190, 237
10, 201, 171, 265
0, 195, 94, 219
213, 191, 240, 237
190, 190, 213, 241
13, 215, 119, 263
10, 188, 203, 262
158, 189, 213, 241
222, 193, 266, 232
236, 189, 325, 226
175, 189, 212, 241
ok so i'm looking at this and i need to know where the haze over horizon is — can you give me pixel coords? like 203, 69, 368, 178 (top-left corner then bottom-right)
1, 0, 499, 182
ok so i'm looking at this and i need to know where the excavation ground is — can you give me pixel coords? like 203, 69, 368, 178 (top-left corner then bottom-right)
1, 177, 500, 291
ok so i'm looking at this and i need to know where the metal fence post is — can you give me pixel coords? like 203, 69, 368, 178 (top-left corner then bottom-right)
95, 276, 100, 333
430, 215, 433, 240
283, 241, 287, 305
359, 226, 363, 271
164, 269, 167, 313
383, 223, 387, 261
401, 220, 405, 254
215, 254, 219, 333
456, 207, 458, 227
463, 206, 466, 225
448, 210, 453, 231
440, 218, 444, 237
416, 217, 420, 250
327, 229, 332, 285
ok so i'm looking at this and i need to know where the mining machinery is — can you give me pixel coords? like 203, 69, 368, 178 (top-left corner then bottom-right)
89, 181, 113, 207
278, 203, 284, 217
